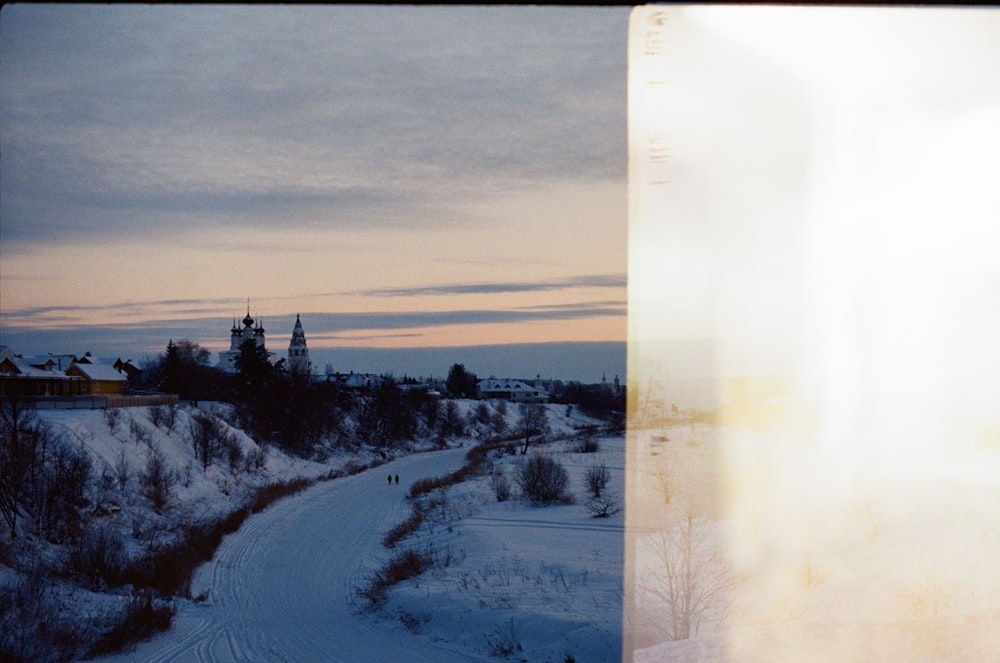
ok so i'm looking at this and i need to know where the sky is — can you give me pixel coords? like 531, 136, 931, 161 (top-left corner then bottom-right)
0, 4, 629, 383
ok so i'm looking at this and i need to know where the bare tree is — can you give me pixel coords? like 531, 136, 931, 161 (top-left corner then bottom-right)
0, 486, 16, 538
584, 462, 620, 517
439, 400, 465, 439
189, 413, 228, 470
1, 398, 42, 539
491, 401, 508, 437
474, 401, 493, 427
518, 402, 548, 454
642, 510, 735, 641
114, 448, 131, 492
141, 449, 175, 513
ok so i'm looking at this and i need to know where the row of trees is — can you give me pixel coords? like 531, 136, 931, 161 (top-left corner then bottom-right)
143, 342, 620, 457
0, 400, 202, 543
0, 399, 91, 542
145, 343, 493, 456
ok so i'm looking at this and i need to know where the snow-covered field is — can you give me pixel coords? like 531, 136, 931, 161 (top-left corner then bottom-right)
377, 435, 624, 663
8, 402, 623, 662
628, 418, 1000, 662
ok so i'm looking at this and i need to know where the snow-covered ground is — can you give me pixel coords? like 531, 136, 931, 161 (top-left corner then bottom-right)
628, 419, 1000, 662
90, 434, 623, 663
378, 435, 624, 663
11, 401, 623, 662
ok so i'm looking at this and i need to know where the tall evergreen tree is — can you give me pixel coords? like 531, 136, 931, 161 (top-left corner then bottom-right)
161, 340, 183, 395
446, 363, 478, 398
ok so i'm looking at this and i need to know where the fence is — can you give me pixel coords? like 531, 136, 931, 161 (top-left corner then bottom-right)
18, 393, 180, 410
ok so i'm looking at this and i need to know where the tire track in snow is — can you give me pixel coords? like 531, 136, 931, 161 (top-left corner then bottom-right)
463, 514, 624, 535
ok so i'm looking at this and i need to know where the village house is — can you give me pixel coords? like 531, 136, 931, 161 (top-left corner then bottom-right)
65, 361, 127, 395
476, 378, 548, 403
0, 347, 84, 397
113, 358, 143, 386
327, 371, 384, 392
0, 346, 129, 397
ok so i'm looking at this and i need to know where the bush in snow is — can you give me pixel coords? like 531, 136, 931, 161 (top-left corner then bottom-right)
129, 417, 151, 446
515, 455, 572, 505
103, 407, 122, 435
577, 435, 601, 453
583, 462, 620, 517
383, 504, 426, 548
147, 403, 177, 432
87, 590, 175, 658
585, 491, 622, 518
0, 567, 88, 663
71, 522, 127, 589
584, 462, 611, 498
490, 467, 513, 502
485, 618, 523, 658
244, 446, 266, 473
357, 548, 435, 609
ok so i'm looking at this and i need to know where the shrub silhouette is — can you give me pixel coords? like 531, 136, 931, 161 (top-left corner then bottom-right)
515, 455, 572, 504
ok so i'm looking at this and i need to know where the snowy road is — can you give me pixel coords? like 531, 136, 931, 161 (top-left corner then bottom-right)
96, 447, 495, 663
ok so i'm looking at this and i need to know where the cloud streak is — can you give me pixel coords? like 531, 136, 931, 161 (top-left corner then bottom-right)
0, 5, 627, 249
1, 298, 251, 327
0, 297, 624, 365
360, 274, 626, 297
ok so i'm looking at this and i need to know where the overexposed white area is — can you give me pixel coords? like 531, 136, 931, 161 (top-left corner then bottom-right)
628, 5, 1000, 661
629, 423, 1000, 662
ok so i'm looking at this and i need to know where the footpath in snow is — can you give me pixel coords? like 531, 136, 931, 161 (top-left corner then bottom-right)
93, 447, 493, 663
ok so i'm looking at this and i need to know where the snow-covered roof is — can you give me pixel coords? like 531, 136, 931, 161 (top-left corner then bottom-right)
68, 362, 126, 382
0, 353, 75, 379
477, 378, 545, 394
335, 372, 379, 388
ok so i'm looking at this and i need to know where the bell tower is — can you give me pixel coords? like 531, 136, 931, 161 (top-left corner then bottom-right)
288, 314, 310, 376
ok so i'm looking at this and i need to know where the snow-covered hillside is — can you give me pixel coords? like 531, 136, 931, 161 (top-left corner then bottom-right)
2, 400, 623, 662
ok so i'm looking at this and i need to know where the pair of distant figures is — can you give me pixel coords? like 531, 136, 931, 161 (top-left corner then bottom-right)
387, 474, 399, 485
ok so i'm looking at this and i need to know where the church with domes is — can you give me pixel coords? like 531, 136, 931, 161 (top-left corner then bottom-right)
215, 307, 310, 376
216, 307, 272, 373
